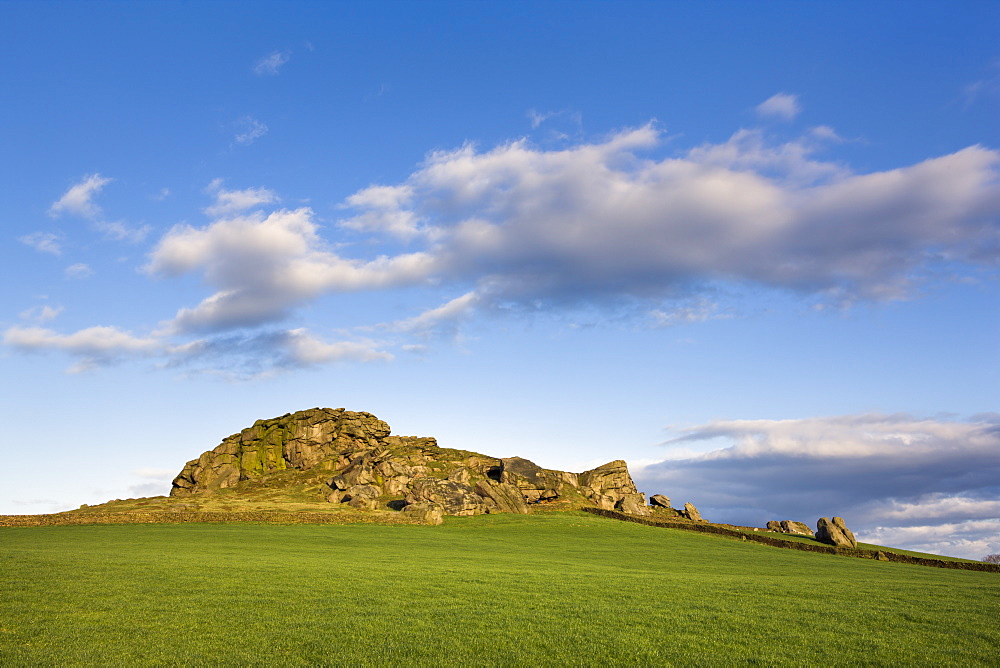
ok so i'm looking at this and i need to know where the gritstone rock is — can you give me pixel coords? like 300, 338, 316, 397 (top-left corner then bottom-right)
615, 494, 651, 516
816, 516, 857, 548
649, 494, 671, 508
473, 479, 529, 514
400, 502, 444, 525
682, 502, 703, 521
766, 520, 815, 537
169, 408, 646, 518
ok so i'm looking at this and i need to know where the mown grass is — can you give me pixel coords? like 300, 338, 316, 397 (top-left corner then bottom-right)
1, 512, 997, 666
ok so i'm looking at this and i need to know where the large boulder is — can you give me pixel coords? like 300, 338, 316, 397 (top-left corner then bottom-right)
766, 520, 815, 537
577, 460, 641, 508
615, 494, 651, 516
816, 516, 857, 548
340, 484, 380, 510
649, 494, 672, 509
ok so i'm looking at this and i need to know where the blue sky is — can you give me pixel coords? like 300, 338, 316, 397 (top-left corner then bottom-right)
2, 1, 998, 558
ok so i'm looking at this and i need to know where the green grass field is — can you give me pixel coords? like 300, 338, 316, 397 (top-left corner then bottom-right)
2, 512, 997, 666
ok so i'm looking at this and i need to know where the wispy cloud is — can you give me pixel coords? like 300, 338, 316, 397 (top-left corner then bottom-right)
64, 263, 94, 280
48, 174, 112, 219
95, 220, 150, 244
253, 50, 290, 76
233, 116, 268, 146
2, 325, 165, 373
19, 304, 63, 322
756, 92, 801, 121
46, 173, 148, 243
203, 179, 279, 217
649, 298, 730, 328
20, 231, 63, 255
0, 321, 389, 378
961, 59, 1000, 109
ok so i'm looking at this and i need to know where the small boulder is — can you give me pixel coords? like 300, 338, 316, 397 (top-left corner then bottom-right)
816, 516, 857, 548
682, 502, 703, 522
343, 484, 380, 510
649, 494, 672, 509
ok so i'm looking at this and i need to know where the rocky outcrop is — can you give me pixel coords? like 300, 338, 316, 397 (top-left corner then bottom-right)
766, 520, 815, 537
170, 407, 646, 518
816, 516, 857, 547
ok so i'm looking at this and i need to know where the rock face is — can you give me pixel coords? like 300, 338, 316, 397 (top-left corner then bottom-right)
170, 407, 646, 518
816, 516, 857, 548
766, 520, 815, 537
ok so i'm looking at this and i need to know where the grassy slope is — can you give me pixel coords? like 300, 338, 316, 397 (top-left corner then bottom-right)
1, 512, 997, 666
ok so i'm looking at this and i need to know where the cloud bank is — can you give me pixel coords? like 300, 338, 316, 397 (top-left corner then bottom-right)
632, 413, 1000, 558
7, 117, 1000, 374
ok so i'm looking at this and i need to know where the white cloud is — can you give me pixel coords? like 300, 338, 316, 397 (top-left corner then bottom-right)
130, 124, 1000, 344
48, 174, 112, 219
233, 116, 268, 145
649, 298, 729, 327
19, 304, 63, 322
860, 519, 1000, 561
253, 50, 290, 75
2, 325, 165, 372
148, 207, 435, 334
11, 119, 1000, 376
203, 179, 279, 217
0, 321, 389, 377
64, 263, 94, 279
20, 231, 63, 255
341, 184, 424, 239
283, 329, 392, 365
95, 220, 151, 243
660, 413, 1000, 460
388, 291, 481, 336
341, 125, 1000, 311
756, 92, 801, 121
